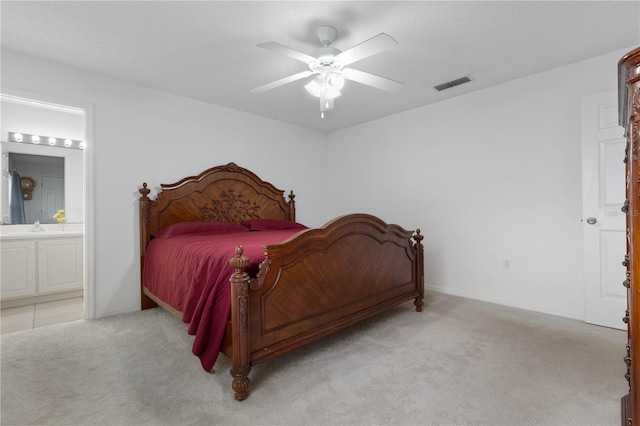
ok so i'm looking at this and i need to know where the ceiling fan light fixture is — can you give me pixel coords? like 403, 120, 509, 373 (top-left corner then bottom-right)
305, 74, 342, 99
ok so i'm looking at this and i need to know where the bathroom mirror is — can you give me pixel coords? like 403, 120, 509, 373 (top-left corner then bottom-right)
8, 153, 64, 224
1, 141, 83, 225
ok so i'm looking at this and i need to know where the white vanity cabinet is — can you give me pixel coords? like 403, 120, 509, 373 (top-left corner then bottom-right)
1, 232, 83, 301
1, 240, 37, 299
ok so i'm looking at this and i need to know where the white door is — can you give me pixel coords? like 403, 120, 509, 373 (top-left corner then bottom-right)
582, 90, 627, 330
41, 176, 64, 223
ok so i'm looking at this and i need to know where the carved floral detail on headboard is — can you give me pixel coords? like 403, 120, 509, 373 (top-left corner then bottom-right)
633, 83, 640, 112
199, 189, 260, 223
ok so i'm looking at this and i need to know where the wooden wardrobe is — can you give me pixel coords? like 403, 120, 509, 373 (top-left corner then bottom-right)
620, 46, 640, 426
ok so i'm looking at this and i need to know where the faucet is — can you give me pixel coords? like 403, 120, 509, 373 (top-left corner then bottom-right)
32, 220, 43, 232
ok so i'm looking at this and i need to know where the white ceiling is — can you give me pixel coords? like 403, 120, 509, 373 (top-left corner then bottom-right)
1, 1, 638, 133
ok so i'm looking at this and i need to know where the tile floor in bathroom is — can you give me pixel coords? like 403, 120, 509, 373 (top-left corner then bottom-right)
1, 297, 84, 334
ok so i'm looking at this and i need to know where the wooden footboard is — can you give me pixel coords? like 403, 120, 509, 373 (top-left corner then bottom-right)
225, 213, 424, 400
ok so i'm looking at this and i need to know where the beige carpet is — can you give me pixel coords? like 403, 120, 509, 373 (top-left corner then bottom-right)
1, 292, 625, 425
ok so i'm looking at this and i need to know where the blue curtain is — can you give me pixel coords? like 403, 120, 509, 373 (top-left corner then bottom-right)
10, 170, 26, 224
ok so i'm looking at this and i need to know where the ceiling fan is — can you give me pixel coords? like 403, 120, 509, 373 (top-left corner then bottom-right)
252, 25, 403, 118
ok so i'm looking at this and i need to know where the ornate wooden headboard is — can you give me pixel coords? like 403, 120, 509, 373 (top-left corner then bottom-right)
138, 162, 296, 256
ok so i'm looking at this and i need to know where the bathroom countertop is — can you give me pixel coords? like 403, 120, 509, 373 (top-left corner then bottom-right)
1, 230, 84, 240
0, 224, 84, 240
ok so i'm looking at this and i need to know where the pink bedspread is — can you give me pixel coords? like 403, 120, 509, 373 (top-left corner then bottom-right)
142, 229, 301, 371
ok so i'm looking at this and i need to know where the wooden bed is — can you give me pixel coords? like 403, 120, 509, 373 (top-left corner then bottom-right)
138, 162, 424, 400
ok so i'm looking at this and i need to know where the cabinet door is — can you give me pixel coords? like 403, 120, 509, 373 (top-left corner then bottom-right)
1, 240, 37, 299
37, 238, 83, 293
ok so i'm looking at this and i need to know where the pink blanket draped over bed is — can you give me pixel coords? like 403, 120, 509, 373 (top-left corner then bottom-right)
142, 229, 303, 371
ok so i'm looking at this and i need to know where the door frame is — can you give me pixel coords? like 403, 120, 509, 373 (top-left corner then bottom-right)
1, 88, 95, 320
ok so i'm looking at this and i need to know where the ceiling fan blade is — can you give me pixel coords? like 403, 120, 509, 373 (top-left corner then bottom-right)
251, 71, 314, 94
257, 42, 316, 63
342, 68, 403, 93
337, 33, 398, 66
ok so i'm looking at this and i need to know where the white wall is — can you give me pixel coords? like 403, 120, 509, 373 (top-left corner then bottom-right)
326, 48, 632, 320
2, 46, 632, 321
1, 50, 328, 317
1, 100, 85, 141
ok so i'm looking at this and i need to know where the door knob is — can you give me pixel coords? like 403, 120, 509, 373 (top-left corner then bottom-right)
586, 217, 597, 225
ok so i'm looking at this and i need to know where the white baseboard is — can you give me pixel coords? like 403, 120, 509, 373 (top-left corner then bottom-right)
94, 305, 141, 319
425, 284, 584, 322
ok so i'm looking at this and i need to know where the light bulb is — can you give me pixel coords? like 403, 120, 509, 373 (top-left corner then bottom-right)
79, 141, 86, 149
327, 73, 345, 91
48, 137, 57, 145
31, 135, 40, 144
64, 139, 73, 147
13, 133, 23, 142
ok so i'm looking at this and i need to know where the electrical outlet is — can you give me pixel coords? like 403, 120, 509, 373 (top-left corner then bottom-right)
502, 259, 511, 270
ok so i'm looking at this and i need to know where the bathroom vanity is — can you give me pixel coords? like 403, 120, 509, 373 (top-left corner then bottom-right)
1, 224, 83, 307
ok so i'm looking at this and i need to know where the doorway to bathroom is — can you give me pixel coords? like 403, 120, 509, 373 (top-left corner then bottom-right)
0, 91, 93, 333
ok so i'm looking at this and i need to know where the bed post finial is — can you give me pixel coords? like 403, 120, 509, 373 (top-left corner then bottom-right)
413, 229, 425, 312
139, 183, 151, 254
230, 246, 249, 272
288, 190, 296, 222
229, 245, 251, 401
139, 182, 150, 200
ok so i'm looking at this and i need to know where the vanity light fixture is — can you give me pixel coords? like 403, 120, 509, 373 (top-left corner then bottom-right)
8, 132, 85, 150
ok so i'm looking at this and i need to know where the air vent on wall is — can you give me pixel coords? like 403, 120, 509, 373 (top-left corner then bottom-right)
434, 76, 472, 91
